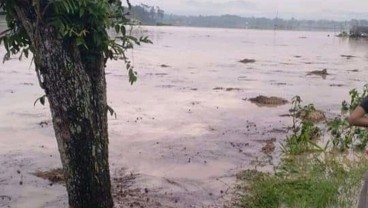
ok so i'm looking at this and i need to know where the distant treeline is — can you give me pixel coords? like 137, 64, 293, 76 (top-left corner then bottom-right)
130, 4, 367, 32
162, 14, 368, 32
130, 4, 164, 25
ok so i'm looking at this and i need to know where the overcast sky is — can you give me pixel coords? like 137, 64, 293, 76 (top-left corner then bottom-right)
131, 0, 368, 21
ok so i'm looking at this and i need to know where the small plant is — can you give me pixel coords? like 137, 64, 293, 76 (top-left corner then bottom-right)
236, 154, 367, 208
282, 96, 323, 155
341, 84, 368, 113
327, 84, 368, 151
234, 91, 368, 208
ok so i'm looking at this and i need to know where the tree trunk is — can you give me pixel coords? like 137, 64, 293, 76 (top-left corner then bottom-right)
33, 26, 113, 208
8, 3, 115, 207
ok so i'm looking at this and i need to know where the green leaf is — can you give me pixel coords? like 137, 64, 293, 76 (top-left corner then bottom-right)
107, 105, 117, 118
115, 24, 120, 33
128, 68, 137, 85
121, 26, 126, 36
79, 7, 85, 17
34, 95, 47, 106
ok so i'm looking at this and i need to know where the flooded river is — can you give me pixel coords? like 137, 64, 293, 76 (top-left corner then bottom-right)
1, 26, 368, 207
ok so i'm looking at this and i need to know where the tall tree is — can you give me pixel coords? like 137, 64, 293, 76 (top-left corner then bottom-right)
0, 0, 150, 207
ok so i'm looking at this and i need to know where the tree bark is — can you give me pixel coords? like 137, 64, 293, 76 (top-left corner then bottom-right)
13, 10, 114, 208
39, 29, 113, 208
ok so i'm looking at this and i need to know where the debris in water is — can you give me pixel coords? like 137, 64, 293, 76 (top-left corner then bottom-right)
262, 138, 276, 155
307, 68, 328, 76
341, 55, 355, 59
239, 58, 256, 64
33, 168, 64, 184
249, 96, 288, 107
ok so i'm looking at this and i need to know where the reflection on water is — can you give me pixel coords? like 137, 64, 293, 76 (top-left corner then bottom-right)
348, 38, 368, 56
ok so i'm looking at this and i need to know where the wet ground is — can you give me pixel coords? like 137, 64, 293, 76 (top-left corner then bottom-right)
1, 26, 368, 207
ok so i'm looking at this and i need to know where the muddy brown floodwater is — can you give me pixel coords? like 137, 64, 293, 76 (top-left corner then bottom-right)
1, 26, 368, 207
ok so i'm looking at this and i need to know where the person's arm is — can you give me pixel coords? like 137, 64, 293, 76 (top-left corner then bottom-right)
348, 106, 368, 127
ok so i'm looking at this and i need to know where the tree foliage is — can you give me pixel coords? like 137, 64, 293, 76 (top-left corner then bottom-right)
0, 0, 151, 84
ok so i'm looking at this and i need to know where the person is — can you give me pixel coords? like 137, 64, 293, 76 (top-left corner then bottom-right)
348, 97, 368, 208
348, 98, 368, 127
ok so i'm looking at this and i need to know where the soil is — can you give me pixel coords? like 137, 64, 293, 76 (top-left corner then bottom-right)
299, 109, 326, 123
33, 169, 64, 184
262, 138, 276, 155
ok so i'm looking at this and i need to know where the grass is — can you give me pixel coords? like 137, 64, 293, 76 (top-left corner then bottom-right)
235, 152, 368, 208
234, 95, 368, 208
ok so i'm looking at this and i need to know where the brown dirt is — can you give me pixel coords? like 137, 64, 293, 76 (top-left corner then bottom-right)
33, 168, 64, 184
299, 109, 326, 123
262, 138, 276, 155
249, 96, 288, 107
32, 168, 172, 207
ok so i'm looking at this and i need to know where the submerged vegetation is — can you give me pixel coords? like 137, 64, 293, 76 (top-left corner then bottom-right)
235, 87, 368, 208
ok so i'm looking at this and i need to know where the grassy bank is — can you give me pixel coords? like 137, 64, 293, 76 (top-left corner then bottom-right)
236, 154, 367, 208
234, 90, 368, 208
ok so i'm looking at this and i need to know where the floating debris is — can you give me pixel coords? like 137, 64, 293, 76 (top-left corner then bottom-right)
348, 69, 359, 72
341, 55, 355, 59
249, 96, 288, 107
330, 84, 344, 87
225, 88, 242, 91
213, 87, 243, 91
271, 82, 287, 86
239, 58, 256, 64
307, 68, 328, 76
160, 64, 170, 68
